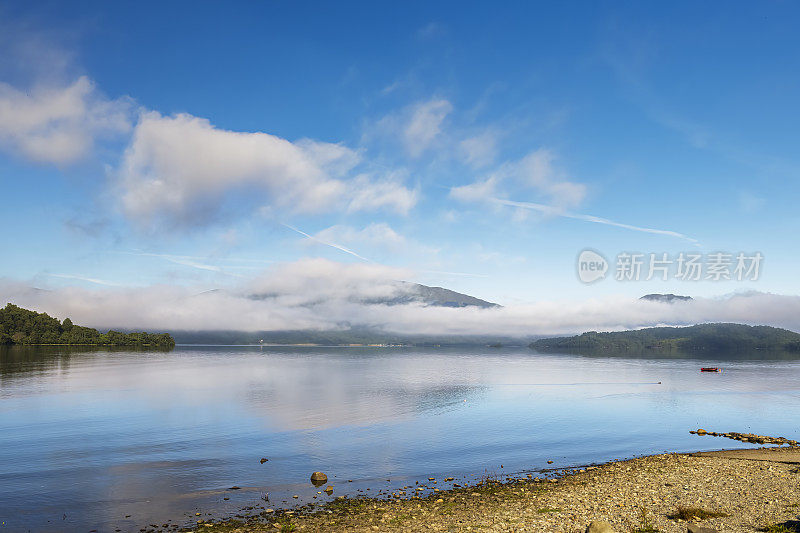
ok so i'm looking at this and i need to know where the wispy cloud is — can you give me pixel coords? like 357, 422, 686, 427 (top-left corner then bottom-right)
281, 223, 372, 262
48, 273, 120, 286
119, 251, 265, 276
493, 198, 700, 245
450, 149, 587, 209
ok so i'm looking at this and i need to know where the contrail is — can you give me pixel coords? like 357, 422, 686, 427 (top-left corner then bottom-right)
117, 252, 243, 276
48, 273, 120, 286
493, 198, 700, 245
280, 223, 372, 262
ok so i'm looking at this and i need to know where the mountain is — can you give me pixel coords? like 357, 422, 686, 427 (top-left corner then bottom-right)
249, 281, 500, 309
640, 293, 693, 303
173, 283, 501, 345
365, 282, 500, 308
530, 323, 800, 355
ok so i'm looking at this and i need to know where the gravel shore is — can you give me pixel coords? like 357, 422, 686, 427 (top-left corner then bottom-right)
194, 447, 800, 533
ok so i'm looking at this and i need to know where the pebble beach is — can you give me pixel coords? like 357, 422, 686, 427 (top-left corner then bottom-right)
193, 447, 800, 533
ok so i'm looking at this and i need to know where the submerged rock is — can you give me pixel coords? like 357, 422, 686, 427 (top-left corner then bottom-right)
311, 472, 328, 486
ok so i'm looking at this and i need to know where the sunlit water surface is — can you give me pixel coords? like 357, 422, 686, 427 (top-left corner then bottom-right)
1, 345, 799, 531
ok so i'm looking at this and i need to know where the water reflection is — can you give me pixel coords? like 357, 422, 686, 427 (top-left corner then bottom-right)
0, 345, 799, 532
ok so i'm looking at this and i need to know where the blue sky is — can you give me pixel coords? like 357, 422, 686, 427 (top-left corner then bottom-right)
2, 1, 800, 332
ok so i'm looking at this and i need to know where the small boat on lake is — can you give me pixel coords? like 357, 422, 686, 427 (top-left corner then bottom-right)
700, 367, 722, 373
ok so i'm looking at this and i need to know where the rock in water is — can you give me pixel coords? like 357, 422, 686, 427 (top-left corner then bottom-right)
260, 458, 268, 464
310, 471, 328, 486
586, 521, 616, 533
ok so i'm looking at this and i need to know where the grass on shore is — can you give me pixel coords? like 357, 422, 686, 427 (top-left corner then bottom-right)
669, 505, 729, 520
626, 506, 660, 533
762, 521, 800, 533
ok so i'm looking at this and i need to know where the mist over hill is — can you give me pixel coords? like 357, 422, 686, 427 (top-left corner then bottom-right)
249, 281, 499, 309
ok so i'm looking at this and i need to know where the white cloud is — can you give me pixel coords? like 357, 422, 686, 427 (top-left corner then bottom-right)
459, 131, 497, 168
117, 112, 417, 228
314, 223, 407, 249
281, 223, 372, 262
450, 148, 587, 210
118, 112, 352, 227
512, 149, 586, 208
403, 99, 452, 157
449, 175, 499, 202
3, 264, 800, 336
346, 174, 419, 214
0, 76, 131, 164
371, 98, 453, 159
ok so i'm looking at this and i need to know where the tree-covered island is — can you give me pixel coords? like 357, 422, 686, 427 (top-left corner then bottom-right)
0, 303, 175, 348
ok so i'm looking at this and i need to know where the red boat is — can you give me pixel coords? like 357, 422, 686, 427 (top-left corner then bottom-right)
700, 367, 722, 373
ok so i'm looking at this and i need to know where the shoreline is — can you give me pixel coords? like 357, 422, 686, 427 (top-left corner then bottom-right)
190, 446, 800, 533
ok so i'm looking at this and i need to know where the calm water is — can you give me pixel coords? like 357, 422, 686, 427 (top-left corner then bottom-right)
1, 345, 799, 532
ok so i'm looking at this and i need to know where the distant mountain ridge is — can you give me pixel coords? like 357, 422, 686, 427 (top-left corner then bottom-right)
640, 293, 693, 303
531, 323, 800, 355
367, 282, 500, 308
250, 281, 500, 309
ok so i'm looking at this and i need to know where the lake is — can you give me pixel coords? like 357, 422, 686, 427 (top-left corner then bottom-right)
1, 345, 799, 532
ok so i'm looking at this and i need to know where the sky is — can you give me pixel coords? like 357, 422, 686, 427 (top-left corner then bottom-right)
2, 1, 800, 334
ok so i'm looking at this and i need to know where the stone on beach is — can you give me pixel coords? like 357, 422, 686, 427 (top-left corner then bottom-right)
586, 520, 616, 533
687, 524, 720, 533
310, 471, 328, 486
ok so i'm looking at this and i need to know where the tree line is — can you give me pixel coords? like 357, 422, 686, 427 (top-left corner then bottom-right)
531, 323, 800, 355
0, 303, 175, 348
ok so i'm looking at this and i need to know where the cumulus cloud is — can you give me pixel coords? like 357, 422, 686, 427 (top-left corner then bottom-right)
118, 112, 351, 226
2, 262, 799, 336
0, 76, 131, 164
118, 112, 417, 228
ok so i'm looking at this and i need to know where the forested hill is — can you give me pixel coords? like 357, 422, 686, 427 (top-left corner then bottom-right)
0, 303, 175, 348
531, 323, 800, 355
